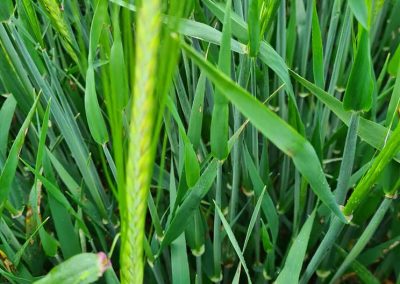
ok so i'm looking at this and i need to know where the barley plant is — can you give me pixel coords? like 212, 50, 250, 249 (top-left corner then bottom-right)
0, 0, 400, 283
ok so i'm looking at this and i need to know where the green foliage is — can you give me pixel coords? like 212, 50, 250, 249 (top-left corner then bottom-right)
0, 0, 399, 283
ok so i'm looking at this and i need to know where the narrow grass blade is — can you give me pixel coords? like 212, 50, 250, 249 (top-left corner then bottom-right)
275, 210, 316, 284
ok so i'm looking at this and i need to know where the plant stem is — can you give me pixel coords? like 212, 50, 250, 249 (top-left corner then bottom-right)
121, 0, 161, 282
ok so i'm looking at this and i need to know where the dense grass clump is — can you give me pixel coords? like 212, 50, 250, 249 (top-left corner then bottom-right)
0, 0, 399, 283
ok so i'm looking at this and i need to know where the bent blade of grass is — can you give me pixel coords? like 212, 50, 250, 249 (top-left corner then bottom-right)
290, 70, 400, 162
275, 210, 316, 284
181, 42, 346, 223
214, 201, 252, 283
348, 0, 369, 30
0, 95, 39, 208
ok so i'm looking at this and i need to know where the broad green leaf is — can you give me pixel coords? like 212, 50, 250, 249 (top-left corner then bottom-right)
34, 253, 110, 284
275, 210, 316, 284
182, 42, 347, 223
343, 29, 374, 111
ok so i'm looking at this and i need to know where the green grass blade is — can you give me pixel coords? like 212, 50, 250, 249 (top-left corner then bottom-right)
34, 252, 110, 284
182, 42, 346, 223
0, 95, 16, 157
0, 95, 39, 207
